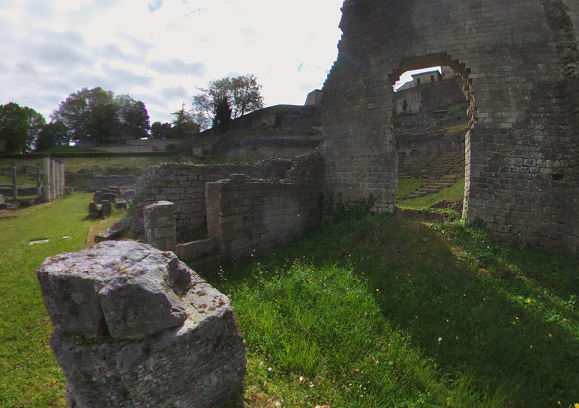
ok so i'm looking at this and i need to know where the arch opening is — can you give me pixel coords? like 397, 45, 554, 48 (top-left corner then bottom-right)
389, 53, 474, 218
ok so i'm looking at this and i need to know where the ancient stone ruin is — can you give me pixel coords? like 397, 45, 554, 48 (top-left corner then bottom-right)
322, 0, 579, 253
131, 153, 323, 266
37, 240, 246, 408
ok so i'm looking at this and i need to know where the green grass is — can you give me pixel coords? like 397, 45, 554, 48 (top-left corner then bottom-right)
2, 196, 579, 408
399, 178, 465, 208
0, 156, 177, 174
209, 213, 579, 408
0, 193, 101, 408
41, 146, 105, 153
397, 178, 423, 199
0, 175, 36, 185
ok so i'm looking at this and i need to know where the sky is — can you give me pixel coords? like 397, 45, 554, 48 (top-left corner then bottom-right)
0, 0, 346, 124
0, 0, 438, 126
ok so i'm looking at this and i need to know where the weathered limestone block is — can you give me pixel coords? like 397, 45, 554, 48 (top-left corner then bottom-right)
37, 241, 190, 339
176, 237, 215, 261
101, 199, 112, 217
144, 200, 177, 251
94, 217, 133, 243
37, 241, 246, 408
114, 198, 128, 210
88, 201, 102, 219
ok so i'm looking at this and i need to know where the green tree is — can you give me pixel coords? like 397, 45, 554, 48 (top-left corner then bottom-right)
169, 103, 199, 139
116, 95, 150, 139
35, 121, 68, 151
192, 74, 264, 131
150, 122, 172, 139
0, 103, 45, 153
51, 87, 150, 143
214, 97, 232, 134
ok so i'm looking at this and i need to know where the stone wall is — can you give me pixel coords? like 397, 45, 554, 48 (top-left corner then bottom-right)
132, 157, 320, 243
89, 175, 138, 191
206, 178, 321, 259
322, 0, 579, 253
225, 131, 323, 158
226, 104, 322, 131
395, 76, 467, 115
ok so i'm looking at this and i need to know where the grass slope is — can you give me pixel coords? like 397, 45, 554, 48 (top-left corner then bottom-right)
209, 214, 579, 408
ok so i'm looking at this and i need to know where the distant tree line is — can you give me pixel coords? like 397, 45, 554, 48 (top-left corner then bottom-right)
0, 75, 264, 153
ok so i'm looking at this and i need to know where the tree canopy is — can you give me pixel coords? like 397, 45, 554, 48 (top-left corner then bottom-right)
192, 74, 264, 131
169, 103, 199, 139
51, 87, 150, 143
0, 103, 45, 153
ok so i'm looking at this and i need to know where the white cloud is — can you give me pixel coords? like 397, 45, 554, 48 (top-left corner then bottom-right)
0, 0, 343, 123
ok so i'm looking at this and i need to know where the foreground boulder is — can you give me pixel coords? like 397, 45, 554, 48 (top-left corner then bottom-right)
37, 241, 246, 408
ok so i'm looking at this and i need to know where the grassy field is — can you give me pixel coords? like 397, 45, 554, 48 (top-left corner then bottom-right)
1, 194, 578, 407
0, 193, 123, 407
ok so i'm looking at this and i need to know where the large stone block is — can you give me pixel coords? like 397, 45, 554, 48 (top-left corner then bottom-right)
38, 241, 246, 407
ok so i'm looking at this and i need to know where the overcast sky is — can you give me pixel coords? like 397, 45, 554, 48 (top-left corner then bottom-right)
0, 0, 346, 124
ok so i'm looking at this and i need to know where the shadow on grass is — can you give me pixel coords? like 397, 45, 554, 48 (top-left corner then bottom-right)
208, 214, 579, 408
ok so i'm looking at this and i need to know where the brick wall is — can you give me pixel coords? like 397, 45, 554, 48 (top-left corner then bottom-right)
322, 0, 579, 253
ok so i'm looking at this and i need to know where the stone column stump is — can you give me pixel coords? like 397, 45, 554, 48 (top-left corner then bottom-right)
144, 201, 177, 251
36, 241, 247, 408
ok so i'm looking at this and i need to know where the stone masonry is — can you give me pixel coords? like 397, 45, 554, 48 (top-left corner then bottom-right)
206, 176, 321, 260
132, 155, 323, 242
37, 241, 246, 408
322, 0, 579, 253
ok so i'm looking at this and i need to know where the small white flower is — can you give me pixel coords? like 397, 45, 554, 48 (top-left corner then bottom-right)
299, 376, 305, 382
438, 337, 443, 343
309, 383, 314, 388
259, 361, 264, 366
275, 402, 281, 407
268, 367, 272, 372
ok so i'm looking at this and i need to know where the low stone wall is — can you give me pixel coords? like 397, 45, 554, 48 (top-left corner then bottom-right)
206, 177, 322, 259
90, 175, 138, 191
0, 185, 40, 197
226, 104, 322, 131
225, 132, 323, 158
132, 159, 295, 242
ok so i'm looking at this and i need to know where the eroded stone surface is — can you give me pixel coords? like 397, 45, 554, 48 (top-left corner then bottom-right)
37, 241, 191, 339
38, 240, 246, 408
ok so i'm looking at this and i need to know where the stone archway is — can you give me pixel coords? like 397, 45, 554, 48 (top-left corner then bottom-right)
321, 0, 579, 252
389, 53, 473, 212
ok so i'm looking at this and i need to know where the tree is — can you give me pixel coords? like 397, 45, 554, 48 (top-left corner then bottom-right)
150, 122, 172, 139
214, 97, 231, 134
169, 103, 199, 139
116, 95, 150, 139
35, 121, 69, 151
51, 87, 150, 143
0, 103, 45, 153
192, 74, 264, 131
230, 74, 264, 118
